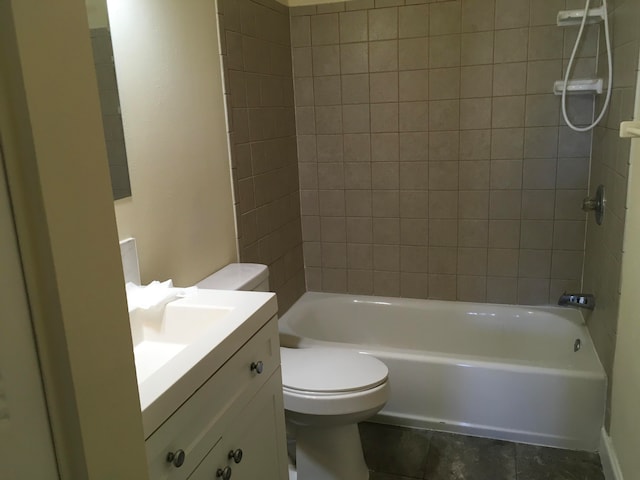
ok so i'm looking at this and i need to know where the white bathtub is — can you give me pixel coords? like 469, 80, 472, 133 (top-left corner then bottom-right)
278, 292, 606, 451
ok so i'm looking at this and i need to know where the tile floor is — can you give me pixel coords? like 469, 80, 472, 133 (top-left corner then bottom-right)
359, 423, 605, 480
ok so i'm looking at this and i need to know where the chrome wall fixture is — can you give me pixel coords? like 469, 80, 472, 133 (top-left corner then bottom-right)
583, 184, 606, 225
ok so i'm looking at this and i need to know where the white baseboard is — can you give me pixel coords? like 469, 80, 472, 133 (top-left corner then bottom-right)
600, 428, 624, 480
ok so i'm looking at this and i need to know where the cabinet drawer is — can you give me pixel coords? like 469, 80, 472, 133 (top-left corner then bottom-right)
146, 316, 280, 480
188, 372, 288, 480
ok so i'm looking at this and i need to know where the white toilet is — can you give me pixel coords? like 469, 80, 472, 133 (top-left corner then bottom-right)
196, 263, 390, 480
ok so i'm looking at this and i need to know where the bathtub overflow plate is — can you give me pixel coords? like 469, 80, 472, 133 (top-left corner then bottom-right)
574, 339, 581, 352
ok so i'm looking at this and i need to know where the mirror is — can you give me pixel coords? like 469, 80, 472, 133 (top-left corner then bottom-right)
85, 0, 132, 200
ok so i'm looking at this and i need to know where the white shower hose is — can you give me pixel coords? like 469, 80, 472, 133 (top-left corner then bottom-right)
561, 0, 613, 132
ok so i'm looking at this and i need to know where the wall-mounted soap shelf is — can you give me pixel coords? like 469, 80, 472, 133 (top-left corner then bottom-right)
620, 121, 640, 138
553, 79, 603, 96
557, 7, 605, 27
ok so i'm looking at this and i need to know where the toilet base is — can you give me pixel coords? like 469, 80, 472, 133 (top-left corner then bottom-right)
295, 423, 369, 480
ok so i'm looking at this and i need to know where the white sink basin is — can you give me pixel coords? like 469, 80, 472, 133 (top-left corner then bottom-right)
131, 303, 235, 384
131, 289, 277, 437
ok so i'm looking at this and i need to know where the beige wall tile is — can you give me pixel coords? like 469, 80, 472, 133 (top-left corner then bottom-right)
341, 43, 369, 74
400, 190, 429, 218
401, 132, 430, 161
345, 190, 373, 216
457, 247, 488, 275
429, 162, 459, 190
370, 40, 399, 72
369, 7, 399, 41
486, 276, 517, 303
430, 1, 462, 35
400, 38, 430, 70
343, 104, 371, 133
371, 133, 400, 162
322, 267, 348, 293
429, 67, 461, 99
346, 216, 373, 243
430, 218, 458, 247
461, 65, 493, 98
459, 160, 490, 189
400, 102, 430, 132
428, 274, 457, 300
400, 70, 430, 101
494, 28, 528, 63
493, 62, 527, 96
371, 103, 400, 132
490, 160, 523, 190
429, 100, 460, 131
459, 190, 490, 219
429, 190, 459, 218
488, 248, 519, 276
495, 0, 530, 29
517, 277, 550, 305
458, 219, 489, 247
400, 162, 429, 190
370, 72, 399, 102
429, 246, 458, 274
373, 190, 400, 217
374, 271, 401, 296
322, 242, 347, 268
374, 244, 400, 271
460, 98, 492, 129
311, 13, 339, 45
430, 35, 461, 68
347, 269, 374, 294
401, 218, 429, 245
340, 10, 368, 43
289, 0, 597, 307
401, 272, 429, 299
461, 0, 495, 33
461, 32, 494, 67
429, 131, 460, 161
399, 5, 430, 38
342, 74, 370, 104
458, 275, 487, 302
490, 190, 522, 219
518, 249, 552, 278
523, 158, 556, 189
492, 96, 525, 128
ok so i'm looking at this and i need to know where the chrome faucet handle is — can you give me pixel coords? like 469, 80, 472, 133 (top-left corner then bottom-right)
582, 185, 605, 225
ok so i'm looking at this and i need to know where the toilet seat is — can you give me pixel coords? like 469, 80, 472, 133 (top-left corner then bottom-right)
280, 348, 389, 417
280, 347, 388, 394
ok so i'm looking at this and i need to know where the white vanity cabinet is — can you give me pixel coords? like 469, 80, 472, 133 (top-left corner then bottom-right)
144, 316, 288, 480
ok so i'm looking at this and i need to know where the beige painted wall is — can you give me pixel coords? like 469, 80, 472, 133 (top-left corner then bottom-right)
108, 0, 237, 286
0, 0, 148, 476
85, 0, 109, 28
610, 65, 640, 478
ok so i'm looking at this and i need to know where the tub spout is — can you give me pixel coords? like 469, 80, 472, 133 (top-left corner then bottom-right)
558, 293, 596, 310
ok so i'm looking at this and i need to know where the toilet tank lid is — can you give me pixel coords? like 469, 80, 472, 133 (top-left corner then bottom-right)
196, 263, 268, 291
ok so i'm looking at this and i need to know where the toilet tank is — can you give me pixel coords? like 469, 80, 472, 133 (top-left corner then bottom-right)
196, 263, 270, 292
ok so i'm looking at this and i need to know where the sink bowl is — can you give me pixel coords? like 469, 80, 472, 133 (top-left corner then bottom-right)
131, 302, 234, 383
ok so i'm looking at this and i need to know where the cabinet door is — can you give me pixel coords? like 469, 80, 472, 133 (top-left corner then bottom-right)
189, 370, 288, 480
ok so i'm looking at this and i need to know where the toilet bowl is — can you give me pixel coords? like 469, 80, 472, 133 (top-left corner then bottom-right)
196, 264, 390, 480
281, 347, 389, 480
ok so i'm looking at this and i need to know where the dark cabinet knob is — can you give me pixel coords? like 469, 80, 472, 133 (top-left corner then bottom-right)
166, 449, 185, 468
228, 448, 243, 464
216, 466, 232, 479
250, 361, 264, 374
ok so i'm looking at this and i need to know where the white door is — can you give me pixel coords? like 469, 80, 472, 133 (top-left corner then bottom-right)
0, 144, 59, 478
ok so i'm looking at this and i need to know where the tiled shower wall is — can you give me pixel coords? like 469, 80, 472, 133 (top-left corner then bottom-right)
217, 0, 306, 314
293, 0, 597, 304
583, 0, 640, 428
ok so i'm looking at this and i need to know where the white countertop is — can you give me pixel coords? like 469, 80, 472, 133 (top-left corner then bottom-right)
134, 289, 278, 438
